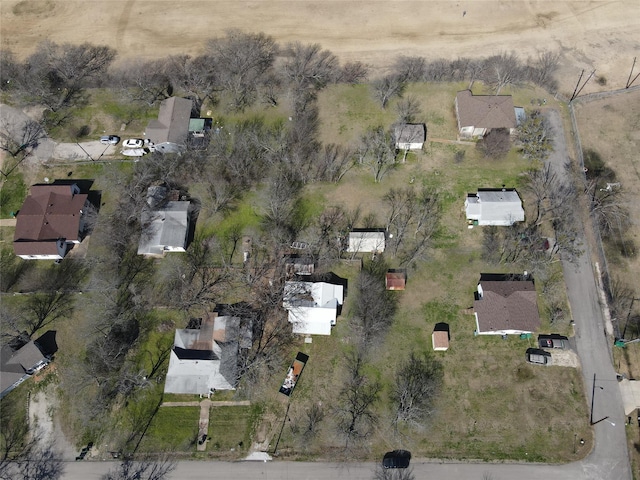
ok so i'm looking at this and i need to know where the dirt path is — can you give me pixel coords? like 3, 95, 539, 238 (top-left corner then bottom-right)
2, 1, 639, 95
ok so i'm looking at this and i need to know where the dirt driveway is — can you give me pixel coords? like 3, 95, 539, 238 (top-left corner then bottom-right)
2, 1, 639, 95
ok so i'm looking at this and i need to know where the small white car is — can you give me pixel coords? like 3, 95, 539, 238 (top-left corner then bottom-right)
100, 135, 120, 145
122, 148, 150, 157
122, 138, 144, 149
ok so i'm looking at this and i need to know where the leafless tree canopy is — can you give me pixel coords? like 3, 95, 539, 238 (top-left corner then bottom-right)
372, 74, 406, 109
384, 186, 441, 266
16, 40, 116, 111
100, 455, 176, 480
334, 349, 381, 443
476, 128, 511, 159
207, 30, 278, 111
358, 126, 397, 182
393, 351, 443, 426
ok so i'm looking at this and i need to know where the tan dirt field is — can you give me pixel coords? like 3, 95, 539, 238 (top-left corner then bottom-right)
1, 0, 639, 95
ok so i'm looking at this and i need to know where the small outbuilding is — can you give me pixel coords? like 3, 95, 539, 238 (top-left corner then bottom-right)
394, 123, 426, 150
347, 228, 386, 254
385, 269, 406, 291
432, 323, 450, 351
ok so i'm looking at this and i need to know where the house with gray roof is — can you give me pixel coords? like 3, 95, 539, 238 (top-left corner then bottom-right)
145, 97, 193, 153
1, 341, 50, 399
347, 229, 386, 254
455, 90, 517, 139
465, 188, 524, 226
394, 123, 426, 150
164, 311, 251, 394
473, 273, 540, 335
138, 186, 190, 257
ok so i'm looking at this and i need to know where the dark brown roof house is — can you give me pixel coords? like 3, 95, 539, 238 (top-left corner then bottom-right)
13, 182, 90, 260
473, 273, 540, 335
455, 90, 517, 139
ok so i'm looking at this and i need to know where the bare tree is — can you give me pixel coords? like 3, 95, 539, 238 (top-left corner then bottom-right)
526, 50, 560, 91
351, 265, 397, 348
335, 349, 381, 444
372, 74, 406, 109
358, 126, 397, 183
338, 61, 369, 84
394, 55, 426, 82
384, 186, 441, 265
164, 54, 220, 113
14, 442, 64, 480
476, 128, 511, 159
207, 30, 278, 111
18, 40, 116, 111
282, 42, 339, 92
111, 58, 172, 107
481, 52, 525, 95
0, 399, 38, 480
395, 95, 422, 124
101, 455, 176, 480
393, 351, 443, 427
158, 235, 229, 312
314, 143, 355, 183
0, 118, 46, 160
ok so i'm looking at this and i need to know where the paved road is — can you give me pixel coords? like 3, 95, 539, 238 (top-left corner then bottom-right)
544, 108, 632, 480
59, 459, 585, 480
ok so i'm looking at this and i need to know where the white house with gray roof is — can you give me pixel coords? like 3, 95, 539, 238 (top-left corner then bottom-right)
138, 186, 190, 257
283, 281, 344, 336
465, 189, 525, 226
164, 312, 251, 394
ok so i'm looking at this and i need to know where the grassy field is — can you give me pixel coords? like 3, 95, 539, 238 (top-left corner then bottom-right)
573, 88, 640, 475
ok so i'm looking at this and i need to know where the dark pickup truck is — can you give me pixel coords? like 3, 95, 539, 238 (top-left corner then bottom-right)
538, 334, 569, 349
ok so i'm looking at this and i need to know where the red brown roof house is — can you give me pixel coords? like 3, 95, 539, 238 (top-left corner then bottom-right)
455, 90, 517, 139
473, 273, 540, 335
13, 183, 89, 260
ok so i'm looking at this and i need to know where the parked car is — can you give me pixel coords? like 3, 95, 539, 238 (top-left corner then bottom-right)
526, 347, 552, 365
198, 434, 208, 445
122, 138, 144, 148
100, 135, 120, 145
538, 334, 569, 349
122, 148, 150, 157
382, 450, 411, 469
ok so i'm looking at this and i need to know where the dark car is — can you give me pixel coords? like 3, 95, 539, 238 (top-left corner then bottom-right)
198, 434, 208, 445
382, 450, 411, 469
538, 334, 568, 349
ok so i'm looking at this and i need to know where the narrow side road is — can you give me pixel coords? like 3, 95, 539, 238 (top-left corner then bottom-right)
544, 108, 632, 480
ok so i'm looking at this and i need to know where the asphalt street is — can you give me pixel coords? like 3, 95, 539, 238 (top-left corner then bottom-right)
545, 108, 632, 480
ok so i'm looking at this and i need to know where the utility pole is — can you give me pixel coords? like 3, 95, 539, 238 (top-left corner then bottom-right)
626, 57, 639, 88
570, 70, 595, 102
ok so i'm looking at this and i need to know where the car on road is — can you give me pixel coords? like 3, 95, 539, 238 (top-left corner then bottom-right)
538, 334, 569, 349
382, 450, 411, 468
122, 138, 144, 148
100, 135, 120, 145
122, 148, 150, 157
